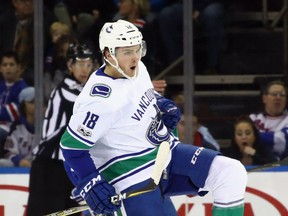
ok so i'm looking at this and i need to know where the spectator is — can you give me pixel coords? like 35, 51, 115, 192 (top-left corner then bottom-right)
223, 115, 277, 165
63, 0, 117, 37
177, 114, 220, 151
52, 0, 117, 63
44, 34, 78, 101
171, 92, 219, 150
0, 50, 28, 156
249, 80, 288, 160
45, 22, 71, 75
0, 0, 56, 84
26, 42, 95, 216
152, 79, 167, 95
156, 0, 226, 74
114, 0, 150, 27
0, 87, 36, 167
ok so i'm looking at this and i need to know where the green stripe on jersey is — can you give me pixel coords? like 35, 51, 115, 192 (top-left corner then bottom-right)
60, 129, 91, 150
101, 147, 159, 182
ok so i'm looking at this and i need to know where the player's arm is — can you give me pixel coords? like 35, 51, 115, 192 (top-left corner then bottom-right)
259, 128, 288, 159
60, 110, 121, 215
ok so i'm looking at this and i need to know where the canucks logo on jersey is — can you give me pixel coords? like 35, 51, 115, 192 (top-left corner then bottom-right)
90, 84, 111, 98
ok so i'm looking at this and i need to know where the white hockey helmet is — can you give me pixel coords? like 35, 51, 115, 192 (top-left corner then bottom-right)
99, 19, 145, 56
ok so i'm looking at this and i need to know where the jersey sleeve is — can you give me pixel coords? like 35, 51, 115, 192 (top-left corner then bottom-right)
60, 106, 116, 150
259, 129, 288, 159
0, 102, 20, 122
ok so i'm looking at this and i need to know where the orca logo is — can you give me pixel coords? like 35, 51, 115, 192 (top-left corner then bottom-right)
106, 25, 113, 33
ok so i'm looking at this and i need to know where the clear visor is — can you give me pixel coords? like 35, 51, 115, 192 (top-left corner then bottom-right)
114, 40, 147, 58
141, 40, 147, 57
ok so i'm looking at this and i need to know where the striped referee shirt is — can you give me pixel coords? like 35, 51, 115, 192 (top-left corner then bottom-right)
34, 74, 84, 160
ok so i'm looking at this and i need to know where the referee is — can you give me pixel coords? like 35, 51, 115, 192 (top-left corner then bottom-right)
26, 42, 96, 216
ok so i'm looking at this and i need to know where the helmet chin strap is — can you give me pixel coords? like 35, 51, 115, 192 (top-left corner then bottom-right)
104, 55, 138, 80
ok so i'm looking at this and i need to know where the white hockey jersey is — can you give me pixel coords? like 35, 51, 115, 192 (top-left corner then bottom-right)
61, 61, 178, 192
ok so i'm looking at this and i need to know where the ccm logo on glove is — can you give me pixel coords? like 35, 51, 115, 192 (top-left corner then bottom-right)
80, 175, 102, 197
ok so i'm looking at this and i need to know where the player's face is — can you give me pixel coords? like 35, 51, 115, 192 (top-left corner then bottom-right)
235, 122, 256, 151
0, 57, 21, 83
263, 84, 287, 116
69, 59, 94, 84
115, 45, 142, 77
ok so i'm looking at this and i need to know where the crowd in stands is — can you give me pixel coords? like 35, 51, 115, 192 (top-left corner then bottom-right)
0, 0, 287, 215
0, 0, 286, 165
0, 0, 286, 167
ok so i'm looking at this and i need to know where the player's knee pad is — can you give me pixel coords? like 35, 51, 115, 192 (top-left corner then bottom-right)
201, 155, 247, 207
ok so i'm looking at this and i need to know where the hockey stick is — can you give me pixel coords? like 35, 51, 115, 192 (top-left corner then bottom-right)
45, 141, 170, 216
247, 156, 288, 172
110, 140, 170, 204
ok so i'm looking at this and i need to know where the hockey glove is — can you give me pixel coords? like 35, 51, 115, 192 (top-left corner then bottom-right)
156, 94, 181, 131
78, 172, 121, 214
71, 187, 86, 205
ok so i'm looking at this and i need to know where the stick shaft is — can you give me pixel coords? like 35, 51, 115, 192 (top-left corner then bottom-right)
45, 205, 90, 216
111, 141, 170, 203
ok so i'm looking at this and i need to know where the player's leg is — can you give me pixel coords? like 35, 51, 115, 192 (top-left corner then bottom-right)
163, 144, 247, 216
118, 179, 175, 216
200, 156, 247, 216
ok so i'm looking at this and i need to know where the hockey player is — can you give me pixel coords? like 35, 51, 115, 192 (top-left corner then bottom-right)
60, 20, 247, 216
26, 43, 95, 216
